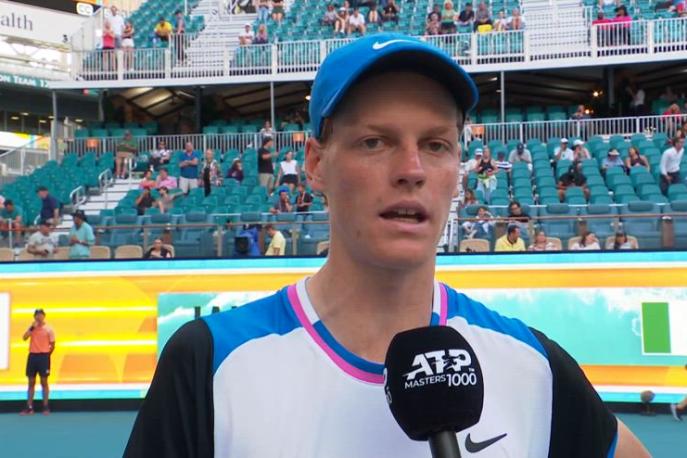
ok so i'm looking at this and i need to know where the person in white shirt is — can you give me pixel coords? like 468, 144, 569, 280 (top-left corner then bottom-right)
494, 9, 508, 31
507, 7, 525, 30
150, 140, 171, 170
660, 137, 685, 194
239, 23, 255, 45
554, 138, 574, 162
26, 220, 58, 258
109, 5, 125, 48
277, 150, 300, 192
461, 148, 482, 189
572, 140, 591, 160
570, 232, 601, 251
347, 8, 366, 35
260, 120, 274, 141
508, 143, 532, 170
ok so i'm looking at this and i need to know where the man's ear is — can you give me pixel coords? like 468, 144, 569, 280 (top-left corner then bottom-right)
304, 137, 326, 193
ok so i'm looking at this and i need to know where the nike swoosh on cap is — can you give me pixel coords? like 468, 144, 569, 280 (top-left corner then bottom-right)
372, 39, 417, 50
464, 432, 508, 453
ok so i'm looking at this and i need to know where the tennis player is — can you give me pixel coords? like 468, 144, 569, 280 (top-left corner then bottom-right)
125, 33, 648, 457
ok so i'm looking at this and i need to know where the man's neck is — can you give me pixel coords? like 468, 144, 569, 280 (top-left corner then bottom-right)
306, 244, 436, 363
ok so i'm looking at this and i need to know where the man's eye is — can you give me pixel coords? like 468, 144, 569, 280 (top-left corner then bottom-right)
427, 141, 450, 153
362, 138, 383, 149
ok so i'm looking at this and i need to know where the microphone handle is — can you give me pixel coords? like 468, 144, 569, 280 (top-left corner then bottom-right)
428, 431, 461, 458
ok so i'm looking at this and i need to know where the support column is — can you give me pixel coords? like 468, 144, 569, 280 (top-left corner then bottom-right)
98, 90, 105, 122
50, 91, 58, 161
607, 67, 615, 114
195, 86, 202, 133
270, 82, 276, 131
500, 71, 505, 123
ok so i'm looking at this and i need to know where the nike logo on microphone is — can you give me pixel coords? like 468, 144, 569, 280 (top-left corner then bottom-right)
372, 39, 415, 50
464, 433, 507, 453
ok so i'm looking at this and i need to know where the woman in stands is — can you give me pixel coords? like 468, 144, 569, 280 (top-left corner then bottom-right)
528, 230, 558, 251
277, 150, 300, 192
144, 239, 173, 259
625, 146, 650, 172
122, 20, 135, 71
475, 146, 497, 198
102, 20, 116, 72
335, 6, 350, 35
606, 231, 638, 250
139, 170, 157, 190
440, 0, 457, 34
271, 0, 285, 24
494, 9, 508, 31
200, 149, 222, 197
254, 24, 269, 44
226, 159, 244, 183
571, 231, 601, 251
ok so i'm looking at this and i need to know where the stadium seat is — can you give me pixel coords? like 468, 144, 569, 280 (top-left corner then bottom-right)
540, 204, 577, 245
114, 245, 143, 259
621, 201, 662, 249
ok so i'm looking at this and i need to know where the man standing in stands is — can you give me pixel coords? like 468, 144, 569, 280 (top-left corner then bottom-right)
37, 187, 60, 227
258, 138, 276, 193
68, 210, 95, 260
660, 137, 684, 194
179, 142, 201, 195
264, 223, 286, 256
109, 5, 125, 49
116, 131, 139, 179
20, 309, 55, 416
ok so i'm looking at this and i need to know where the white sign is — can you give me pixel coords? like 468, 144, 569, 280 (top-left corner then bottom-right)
0, 293, 9, 370
0, 0, 88, 45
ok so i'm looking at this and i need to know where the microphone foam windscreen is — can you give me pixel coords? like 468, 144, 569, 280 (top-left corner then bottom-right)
384, 326, 484, 441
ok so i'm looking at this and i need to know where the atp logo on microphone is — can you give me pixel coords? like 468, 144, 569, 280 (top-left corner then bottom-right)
403, 349, 478, 389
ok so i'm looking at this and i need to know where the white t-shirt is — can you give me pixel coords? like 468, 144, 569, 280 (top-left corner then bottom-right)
266, 230, 286, 256
633, 89, 645, 107
280, 159, 298, 176
239, 29, 255, 40
555, 147, 574, 161
27, 231, 58, 255
571, 241, 601, 251
110, 14, 125, 37
348, 14, 366, 27
660, 147, 684, 175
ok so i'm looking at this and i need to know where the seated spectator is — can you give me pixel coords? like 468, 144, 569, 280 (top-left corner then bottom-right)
323, 4, 338, 26
257, 0, 270, 23
427, 4, 442, 23
368, 2, 382, 27
660, 137, 685, 194
440, 0, 457, 34
601, 148, 626, 174
495, 224, 526, 252
508, 142, 532, 171
295, 183, 313, 213
507, 200, 530, 232
494, 10, 508, 31
474, 2, 493, 32
462, 188, 478, 206
68, 211, 95, 260
37, 187, 60, 226
155, 186, 177, 213
136, 186, 156, 215
0, 199, 23, 243
457, 2, 474, 27
26, 220, 58, 258
347, 8, 367, 35
200, 149, 222, 197
270, 188, 293, 214
115, 131, 138, 179
144, 238, 173, 259
239, 23, 254, 45
277, 150, 300, 191
271, 0, 285, 24
335, 7, 349, 35
462, 205, 493, 239
507, 7, 525, 30
264, 224, 286, 256
154, 16, 173, 44
179, 142, 201, 194
155, 167, 178, 189
571, 104, 590, 120
382, 0, 400, 23
599, 0, 620, 8
557, 161, 590, 201
625, 146, 650, 172
554, 138, 574, 162
528, 230, 558, 252
572, 140, 592, 161
426, 17, 441, 35
254, 24, 269, 44
606, 231, 638, 250
150, 140, 171, 170
570, 232, 601, 251
476, 146, 497, 198
495, 151, 512, 173
139, 170, 157, 189
226, 158, 244, 183
464, 148, 482, 174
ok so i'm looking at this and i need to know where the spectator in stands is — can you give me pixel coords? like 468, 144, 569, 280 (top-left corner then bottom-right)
271, 0, 285, 24
270, 188, 293, 214
37, 187, 60, 226
495, 224, 526, 251
508, 200, 530, 231
277, 150, 300, 191
254, 24, 269, 44
494, 10, 508, 31
474, 2, 493, 32
598, 0, 621, 8
626, 82, 646, 116
154, 16, 173, 45
0, 199, 23, 243
508, 142, 532, 171
150, 140, 171, 170
257, 0, 270, 23
139, 171, 157, 189
115, 131, 138, 179
660, 137, 685, 194
528, 229, 557, 251
26, 220, 58, 259
557, 161, 590, 201
136, 186, 156, 215
457, 2, 474, 27
367, 2, 382, 29
68, 211, 94, 260
462, 188, 478, 206
476, 146, 497, 197
570, 231, 601, 251
606, 231, 638, 250
260, 121, 274, 142
264, 223, 286, 256
601, 148, 626, 174
258, 137, 276, 192
507, 7, 525, 30
295, 183, 314, 213
348, 8, 367, 35
382, 0, 400, 24
155, 186, 177, 213
155, 167, 177, 189
323, 4, 338, 27
571, 104, 590, 120
121, 20, 135, 71
495, 151, 512, 173
428, 4, 442, 23
200, 149, 222, 197
226, 159, 244, 183
592, 11, 612, 46
625, 146, 650, 172
663, 103, 682, 136
144, 239, 173, 259
102, 20, 116, 71
335, 7, 350, 35
109, 6, 125, 49
464, 148, 482, 174
573, 140, 592, 160
440, 1, 458, 34
239, 23, 255, 45
554, 138, 574, 162
179, 142, 201, 194
462, 205, 493, 239
426, 16, 441, 36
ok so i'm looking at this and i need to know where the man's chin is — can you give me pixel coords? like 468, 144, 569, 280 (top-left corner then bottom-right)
365, 243, 438, 270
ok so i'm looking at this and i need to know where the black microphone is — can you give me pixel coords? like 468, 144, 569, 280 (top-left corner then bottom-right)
384, 326, 484, 458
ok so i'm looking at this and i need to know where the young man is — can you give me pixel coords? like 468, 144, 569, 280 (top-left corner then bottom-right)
264, 223, 286, 256
20, 309, 55, 415
26, 220, 58, 258
0, 199, 23, 243
178, 142, 201, 194
125, 33, 648, 457
37, 187, 60, 226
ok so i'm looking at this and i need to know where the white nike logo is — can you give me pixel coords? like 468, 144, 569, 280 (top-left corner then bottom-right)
372, 39, 415, 50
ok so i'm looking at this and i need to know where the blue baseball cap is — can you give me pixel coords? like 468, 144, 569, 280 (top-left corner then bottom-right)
309, 33, 479, 139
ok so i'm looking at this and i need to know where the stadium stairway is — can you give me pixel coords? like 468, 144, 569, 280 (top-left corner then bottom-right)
522, 0, 589, 60
68, 179, 136, 229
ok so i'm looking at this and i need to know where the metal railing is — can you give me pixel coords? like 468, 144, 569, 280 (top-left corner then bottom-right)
0, 137, 50, 177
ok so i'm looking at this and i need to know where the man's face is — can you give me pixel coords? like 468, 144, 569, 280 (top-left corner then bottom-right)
38, 190, 47, 199
39, 224, 50, 236
508, 228, 520, 242
510, 204, 521, 216
280, 191, 289, 202
111, 6, 117, 15
477, 208, 486, 218
305, 72, 461, 269
185, 143, 193, 153
160, 169, 168, 178
676, 139, 685, 150
35, 312, 45, 325
561, 141, 568, 149
5, 203, 13, 212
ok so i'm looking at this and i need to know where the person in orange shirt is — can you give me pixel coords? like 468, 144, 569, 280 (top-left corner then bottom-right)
20, 309, 55, 415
